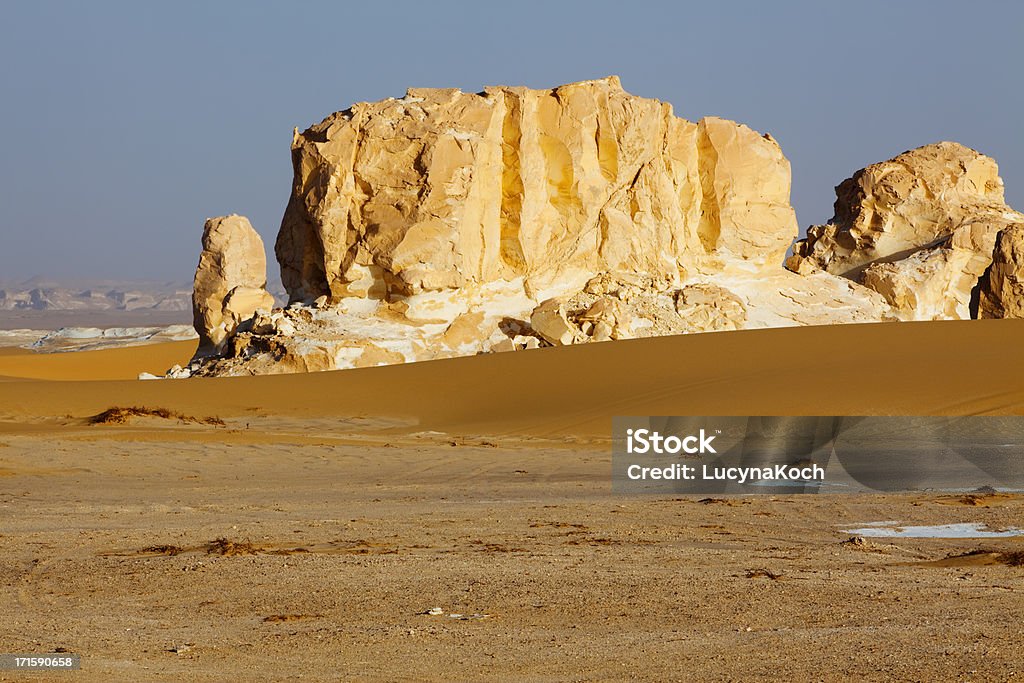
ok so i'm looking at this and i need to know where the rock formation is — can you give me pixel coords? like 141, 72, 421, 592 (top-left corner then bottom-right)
788, 143, 1013, 277
275, 76, 797, 304
192, 215, 275, 354
180, 79, 1023, 377
788, 142, 1024, 320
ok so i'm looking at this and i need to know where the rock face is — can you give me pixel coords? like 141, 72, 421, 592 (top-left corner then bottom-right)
192, 215, 275, 354
788, 143, 1024, 320
859, 223, 1002, 320
181, 79, 1023, 377
276, 76, 797, 304
978, 225, 1024, 318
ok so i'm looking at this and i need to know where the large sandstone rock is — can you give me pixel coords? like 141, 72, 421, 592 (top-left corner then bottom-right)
183, 80, 1020, 377
276, 76, 797, 304
978, 225, 1024, 318
192, 215, 275, 354
185, 79, 903, 376
787, 143, 1024, 320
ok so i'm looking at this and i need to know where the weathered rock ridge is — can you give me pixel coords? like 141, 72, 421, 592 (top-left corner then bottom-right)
183, 79, 1022, 377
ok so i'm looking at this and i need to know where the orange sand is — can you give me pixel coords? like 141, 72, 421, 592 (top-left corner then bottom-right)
0, 320, 1021, 437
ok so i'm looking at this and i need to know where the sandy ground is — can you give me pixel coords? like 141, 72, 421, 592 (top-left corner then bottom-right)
0, 320, 1023, 434
1, 320, 1023, 681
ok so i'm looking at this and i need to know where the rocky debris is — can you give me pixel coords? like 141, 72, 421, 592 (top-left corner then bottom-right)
530, 298, 579, 346
977, 224, 1024, 318
166, 364, 191, 379
674, 283, 747, 332
185, 266, 891, 377
488, 335, 541, 353
522, 268, 887, 348
787, 142, 1024, 320
529, 276, 671, 347
529, 293, 634, 346
192, 215, 275, 355
578, 297, 633, 342
248, 310, 296, 337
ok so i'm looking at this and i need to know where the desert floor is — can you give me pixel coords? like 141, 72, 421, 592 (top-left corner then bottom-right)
1, 320, 1023, 681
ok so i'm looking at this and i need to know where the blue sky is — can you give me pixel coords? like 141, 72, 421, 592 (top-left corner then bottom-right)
1, 1, 1021, 280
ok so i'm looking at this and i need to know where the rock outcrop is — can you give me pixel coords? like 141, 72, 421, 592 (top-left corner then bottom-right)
179, 79, 1023, 378
186, 78, 890, 376
192, 215, 275, 354
788, 143, 1015, 277
788, 142, 1024, 320
275, 76, 797, 304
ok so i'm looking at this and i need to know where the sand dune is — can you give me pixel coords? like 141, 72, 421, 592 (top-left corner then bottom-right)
0, 340, 196, 382
0, 320, 1022, 438
3, 320, 1023, 681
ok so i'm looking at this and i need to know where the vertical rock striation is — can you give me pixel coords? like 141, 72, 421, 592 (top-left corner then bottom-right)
275, 76, 798, 304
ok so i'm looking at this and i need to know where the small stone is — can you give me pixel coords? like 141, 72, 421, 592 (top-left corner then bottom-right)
489, 338, 516, 353
166, 364, 191, 379
530, 298, 577, 346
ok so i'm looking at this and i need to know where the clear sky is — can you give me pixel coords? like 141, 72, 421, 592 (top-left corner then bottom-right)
1, 1, 1021, 282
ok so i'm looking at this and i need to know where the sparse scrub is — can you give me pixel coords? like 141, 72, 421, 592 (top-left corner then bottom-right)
88, 406, 225, 427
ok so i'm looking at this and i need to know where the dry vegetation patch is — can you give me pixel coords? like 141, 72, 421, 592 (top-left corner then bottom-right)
88, 406, 225, 427
204, 538, 261, 556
